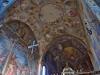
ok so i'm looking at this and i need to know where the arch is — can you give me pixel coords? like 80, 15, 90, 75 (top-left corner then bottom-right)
42, 34, 93, 75
0, 20, 39, 75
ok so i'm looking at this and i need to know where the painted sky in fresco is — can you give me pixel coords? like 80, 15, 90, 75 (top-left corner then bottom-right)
0, 34, 29, 73
0, 35, 11, 73
0, 0, 15, 20
85, 0, 100, 20
13, 46, 28, 66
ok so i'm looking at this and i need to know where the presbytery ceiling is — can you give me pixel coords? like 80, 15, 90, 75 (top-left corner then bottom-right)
5, 0, 87, 46
1, 0, 94, 75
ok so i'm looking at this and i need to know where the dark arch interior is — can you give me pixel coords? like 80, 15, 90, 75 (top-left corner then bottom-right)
42, 35, 94, 75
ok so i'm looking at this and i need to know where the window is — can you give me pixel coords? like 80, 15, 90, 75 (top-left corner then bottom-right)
42, 66, 46, 75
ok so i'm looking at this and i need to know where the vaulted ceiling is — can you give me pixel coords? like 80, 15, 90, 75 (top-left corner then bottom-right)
1, 0, 94, 75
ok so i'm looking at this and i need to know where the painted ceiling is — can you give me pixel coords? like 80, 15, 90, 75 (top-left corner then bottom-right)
0, 0, 98, 75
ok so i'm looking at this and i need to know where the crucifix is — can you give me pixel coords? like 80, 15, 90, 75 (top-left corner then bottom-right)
28, 40, 39, 54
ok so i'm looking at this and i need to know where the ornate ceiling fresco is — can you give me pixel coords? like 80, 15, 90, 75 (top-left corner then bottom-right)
0, 0, 96, 75
5, 0, 88, 53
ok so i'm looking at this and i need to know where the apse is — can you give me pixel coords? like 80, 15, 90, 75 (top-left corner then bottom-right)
42, 35, 94, 75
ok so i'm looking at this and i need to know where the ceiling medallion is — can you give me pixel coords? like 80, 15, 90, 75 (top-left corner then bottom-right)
39, 4, 63, 24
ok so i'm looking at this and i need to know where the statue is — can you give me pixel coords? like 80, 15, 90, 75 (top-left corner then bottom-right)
61, 63, 75, 75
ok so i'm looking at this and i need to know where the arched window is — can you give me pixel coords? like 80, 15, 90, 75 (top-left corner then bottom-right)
42, 66, 46, 75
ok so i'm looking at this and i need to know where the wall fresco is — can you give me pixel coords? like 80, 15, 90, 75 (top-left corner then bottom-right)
0, 20, 39, 75
0, 0, 96, 74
